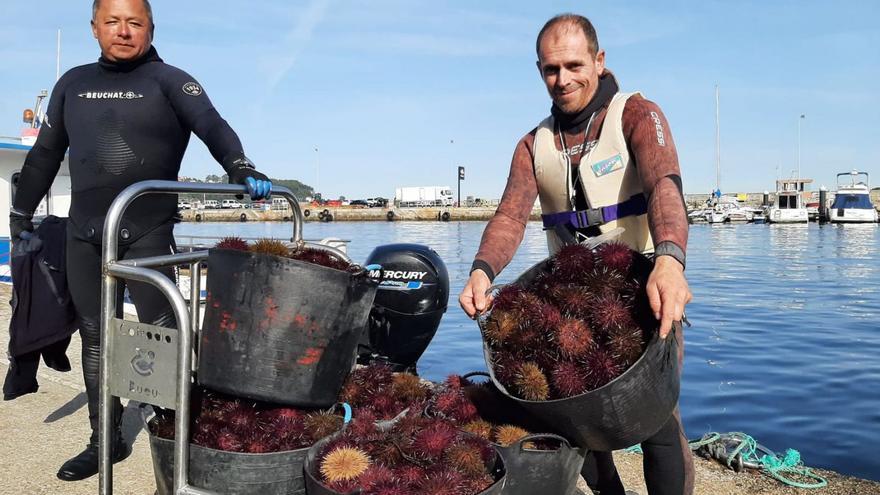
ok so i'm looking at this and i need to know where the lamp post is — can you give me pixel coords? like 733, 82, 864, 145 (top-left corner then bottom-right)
457, 166, 465, 207
314, 146, 320, 200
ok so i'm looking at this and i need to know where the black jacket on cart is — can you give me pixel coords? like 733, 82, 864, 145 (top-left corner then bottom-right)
3, 216, 76, 400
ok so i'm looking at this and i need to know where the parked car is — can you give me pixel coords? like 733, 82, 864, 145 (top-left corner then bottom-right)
203, 200, 220, 209
221, 199, 244, 209
177, 201, 192, 210
350, 199, 368, 207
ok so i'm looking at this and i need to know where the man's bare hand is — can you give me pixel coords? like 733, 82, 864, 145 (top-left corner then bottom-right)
646, 255, 692, 338
459, 269, 493, 319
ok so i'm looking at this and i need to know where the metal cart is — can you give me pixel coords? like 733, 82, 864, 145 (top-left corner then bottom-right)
97, 180, 345, 495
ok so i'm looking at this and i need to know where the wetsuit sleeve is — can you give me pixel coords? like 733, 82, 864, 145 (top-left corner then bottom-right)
623, 97, 689, 262
13, 79, 70, 214
160, 67, 244, 168
473, 136, 538, 280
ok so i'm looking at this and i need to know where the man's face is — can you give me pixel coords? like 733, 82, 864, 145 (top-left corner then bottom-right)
91, 0, 153, 62
536, 24, 605, 115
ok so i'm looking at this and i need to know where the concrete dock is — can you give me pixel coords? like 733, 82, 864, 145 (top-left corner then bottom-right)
178, 205, 532, 223
1, 284, 877, 494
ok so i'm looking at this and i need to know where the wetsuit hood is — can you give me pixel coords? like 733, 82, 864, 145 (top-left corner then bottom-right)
98, 45, 162, 73
550, 71, 619, 130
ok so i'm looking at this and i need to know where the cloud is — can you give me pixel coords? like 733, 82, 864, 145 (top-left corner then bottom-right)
332, 31, 525, 57
263, 0, 332, 91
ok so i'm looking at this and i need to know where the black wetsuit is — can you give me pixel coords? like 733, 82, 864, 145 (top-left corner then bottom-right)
13, 46, 247, 439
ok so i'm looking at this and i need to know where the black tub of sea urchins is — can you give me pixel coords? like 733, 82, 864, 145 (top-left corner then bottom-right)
480, 242, 680, 451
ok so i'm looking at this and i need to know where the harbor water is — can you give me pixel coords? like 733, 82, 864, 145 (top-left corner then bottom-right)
176, 221, 880, 481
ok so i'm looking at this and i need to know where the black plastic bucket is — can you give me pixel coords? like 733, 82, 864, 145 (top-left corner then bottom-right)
482, 254, 680, 452
149, 432, 307, 495
484, 331, 679, 452
303, 433, 507, 495
462, 373, 586, 495
198, 248, 378, 407
496, 434, 585, 495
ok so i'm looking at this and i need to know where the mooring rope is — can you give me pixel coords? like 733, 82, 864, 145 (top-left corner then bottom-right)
625, 431, 827, 488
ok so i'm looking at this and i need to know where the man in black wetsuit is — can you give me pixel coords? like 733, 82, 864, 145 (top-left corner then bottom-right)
9, 0, 272, 481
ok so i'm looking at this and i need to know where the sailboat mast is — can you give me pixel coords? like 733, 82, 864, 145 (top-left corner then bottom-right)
715, 85, 721, 194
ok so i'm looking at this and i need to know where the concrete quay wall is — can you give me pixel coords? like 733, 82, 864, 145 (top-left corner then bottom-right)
179, 191, 880, 223
180, 206, 543, 222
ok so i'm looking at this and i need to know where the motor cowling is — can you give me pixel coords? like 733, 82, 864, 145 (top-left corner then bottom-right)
358, 243, 449, 372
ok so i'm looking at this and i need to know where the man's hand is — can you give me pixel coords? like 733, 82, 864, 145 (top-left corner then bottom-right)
9, 209, 34, 240
459, 269, 492, 319
226, 156, 272, 200
646, 255, 692, 338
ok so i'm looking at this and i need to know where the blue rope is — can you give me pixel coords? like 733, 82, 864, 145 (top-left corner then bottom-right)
625, 431, 827, 489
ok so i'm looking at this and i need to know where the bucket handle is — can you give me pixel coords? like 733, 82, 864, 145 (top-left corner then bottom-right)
462, 371, 491, 383
353, 263, 384, 285
515, 433, 573, 452
661, 322, 681, 372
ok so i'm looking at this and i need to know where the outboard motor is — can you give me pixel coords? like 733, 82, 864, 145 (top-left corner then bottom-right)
358, 244, 449, 372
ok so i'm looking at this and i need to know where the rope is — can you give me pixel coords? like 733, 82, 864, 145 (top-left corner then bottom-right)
760, 448, 827, 489
625, 431, 828, 489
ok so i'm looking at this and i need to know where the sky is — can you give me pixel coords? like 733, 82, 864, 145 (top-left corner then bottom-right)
1, 0, 878, 200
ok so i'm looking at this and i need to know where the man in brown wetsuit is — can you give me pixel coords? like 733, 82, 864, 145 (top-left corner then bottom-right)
459, 14, 694, 495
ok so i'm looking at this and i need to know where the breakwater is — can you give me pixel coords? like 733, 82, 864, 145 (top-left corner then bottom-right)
178, 190, 880, 222
179, 206, 541, 222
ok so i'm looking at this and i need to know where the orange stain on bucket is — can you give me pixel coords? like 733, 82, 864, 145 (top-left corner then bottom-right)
297, 347, 323, 365
219, 311, 237, 332
265, 297, 279, 321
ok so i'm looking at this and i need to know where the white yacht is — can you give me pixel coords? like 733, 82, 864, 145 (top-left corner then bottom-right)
768, 178, 811, 223
1, 92, 72, 283
829, 170, 878, 223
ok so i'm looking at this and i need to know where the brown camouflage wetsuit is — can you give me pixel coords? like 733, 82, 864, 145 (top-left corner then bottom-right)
473, 71, 694, 495
473, 71, 688, 280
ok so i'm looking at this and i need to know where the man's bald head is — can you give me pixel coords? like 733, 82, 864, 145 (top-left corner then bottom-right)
536, 14, 599, 58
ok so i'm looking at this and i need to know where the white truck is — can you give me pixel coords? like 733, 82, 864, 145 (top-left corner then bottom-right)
395, 186, 454, 207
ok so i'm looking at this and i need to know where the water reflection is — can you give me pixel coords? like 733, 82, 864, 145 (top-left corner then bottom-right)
176, 221, 880, 480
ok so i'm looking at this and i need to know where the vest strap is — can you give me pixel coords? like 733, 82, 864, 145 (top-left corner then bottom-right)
541, 193, 648, 230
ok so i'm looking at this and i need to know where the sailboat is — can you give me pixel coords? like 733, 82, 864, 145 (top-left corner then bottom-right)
705, 86, 728, 224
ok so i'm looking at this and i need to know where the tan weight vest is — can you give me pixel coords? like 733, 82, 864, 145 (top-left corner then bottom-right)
534, 92, 654, 255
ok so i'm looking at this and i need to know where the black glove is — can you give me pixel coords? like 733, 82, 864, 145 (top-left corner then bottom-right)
9, 208, 34, 240
224, 154, 272, 200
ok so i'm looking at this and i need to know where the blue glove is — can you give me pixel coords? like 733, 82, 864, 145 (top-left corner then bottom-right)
244, 176, 272, 201
225, 154, 272, 200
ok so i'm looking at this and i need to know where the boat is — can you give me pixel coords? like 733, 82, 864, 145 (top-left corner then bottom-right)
747, 206, 766, 224
705, 208, 727, 224
1, 91, 72, 283
706, 85, 726, 225
768, 178, 811, 223
828, 170, 878, 223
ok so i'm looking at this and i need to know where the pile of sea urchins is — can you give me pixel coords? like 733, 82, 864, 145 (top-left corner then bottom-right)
215, 236, 353, 271
482, 242, 657, 401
